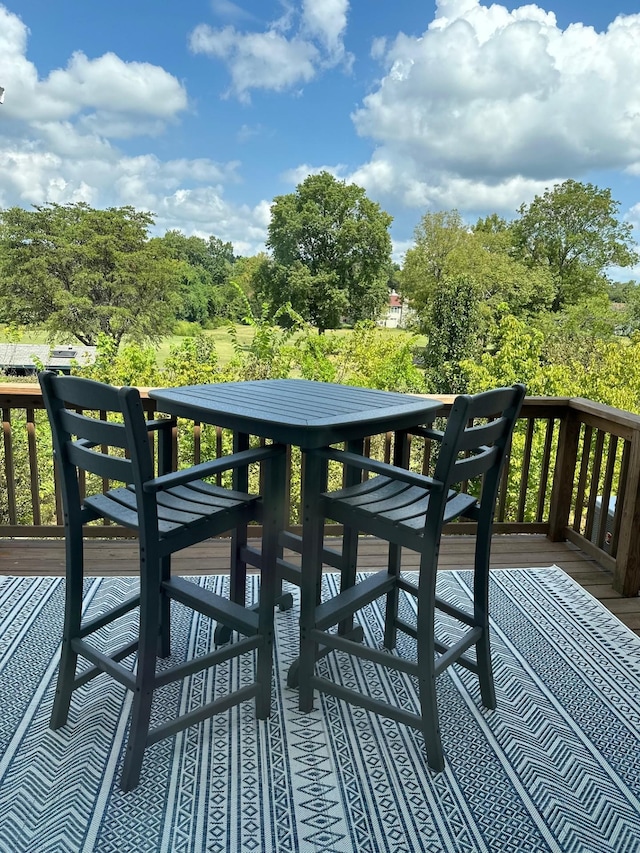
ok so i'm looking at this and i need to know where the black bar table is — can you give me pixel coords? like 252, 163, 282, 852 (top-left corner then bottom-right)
149, 379, 442, 646
149, 379, 441, 450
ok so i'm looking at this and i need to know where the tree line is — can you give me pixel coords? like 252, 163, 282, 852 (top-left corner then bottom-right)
0, 171, 393, 346
1, 173, 640, 411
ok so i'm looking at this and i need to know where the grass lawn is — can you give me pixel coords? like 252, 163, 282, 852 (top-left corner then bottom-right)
154, 325, 256, 364
1, 324, 424, 367
0, 325, 256, 366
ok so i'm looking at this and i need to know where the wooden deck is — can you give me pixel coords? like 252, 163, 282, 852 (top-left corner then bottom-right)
3, 533, 639, 635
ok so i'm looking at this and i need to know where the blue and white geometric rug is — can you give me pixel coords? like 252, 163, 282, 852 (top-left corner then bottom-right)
1, 568, 640, 853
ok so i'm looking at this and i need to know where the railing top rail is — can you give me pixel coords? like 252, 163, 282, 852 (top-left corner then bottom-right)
3, 383, 640, 433
0, 385, 575, 406
1, 383, 49, 407
567, 397, 640, 431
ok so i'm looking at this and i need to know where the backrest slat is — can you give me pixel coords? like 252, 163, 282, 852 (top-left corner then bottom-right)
67, 442, 133, 483
59, 409, 129, 449
456, 417, 508, 453
465, 386, 521, 420
452, 445, 499, 482
46, 374, 123, 411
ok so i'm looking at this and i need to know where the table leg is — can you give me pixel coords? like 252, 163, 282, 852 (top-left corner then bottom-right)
215, 431, 249, 645
295, 448, 327, 702
338, 438, 365, 638
384, 429, 409, 648
216, 431, 292, 646
232, 431, 250, 602
288, 444, 364, 689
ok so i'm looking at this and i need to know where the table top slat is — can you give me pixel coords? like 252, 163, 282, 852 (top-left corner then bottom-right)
149, 380, 441, 448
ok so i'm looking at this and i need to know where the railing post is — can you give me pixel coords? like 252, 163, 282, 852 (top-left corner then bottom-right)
547, 404, 580, 542
613, 432, 640, 596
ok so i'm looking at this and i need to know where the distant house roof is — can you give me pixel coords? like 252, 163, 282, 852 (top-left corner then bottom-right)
0, 344, 97, 374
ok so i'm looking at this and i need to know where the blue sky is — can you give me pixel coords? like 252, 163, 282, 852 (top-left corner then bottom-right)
2, 0, 640, 278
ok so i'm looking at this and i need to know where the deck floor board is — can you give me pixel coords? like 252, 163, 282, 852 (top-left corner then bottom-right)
2, 533, 637, 633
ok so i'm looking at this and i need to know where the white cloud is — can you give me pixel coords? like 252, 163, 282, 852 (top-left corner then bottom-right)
302, 0, 351, 65
349, 154, 556, 213
0, 7, 187, 130
152, 187, 270, 254
0, 4, 271, 255
348, 0, 640, 213
42, 51, 188, 119
210, 0, 258, 24
189, 25, 319, 102
189, 1, 352, 101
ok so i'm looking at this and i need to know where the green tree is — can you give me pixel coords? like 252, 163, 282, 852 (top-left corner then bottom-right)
160, 230, 244, 323
512, 180, 638, 310
421, 275, 483, 393
403, 210, 556, 326
266, 172, 392, 332
401, 210, 470, 318
0, 202, 180, 347
230, 253, 269, 307
402, 210, 555, 382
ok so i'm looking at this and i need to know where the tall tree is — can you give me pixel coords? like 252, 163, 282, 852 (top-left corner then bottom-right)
512, 180, 638, 310
402, 209, 555, 334
266, 172, 392, 332
0, 203, 180, 347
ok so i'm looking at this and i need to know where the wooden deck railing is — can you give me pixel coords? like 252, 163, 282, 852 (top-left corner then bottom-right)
2, 384, 640, 595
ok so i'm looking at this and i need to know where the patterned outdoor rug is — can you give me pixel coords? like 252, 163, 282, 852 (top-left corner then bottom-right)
1, 568, 640, 853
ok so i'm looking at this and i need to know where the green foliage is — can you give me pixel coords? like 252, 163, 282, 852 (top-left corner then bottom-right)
173, 320, 205, 337
421, 275, 482, 393
162, 334, 224, 386
624, 285, 640, 334
459, 314, 640, 413
0, 203, 181, 347
266, 171, 392, 332
535, 293, 623, 342
253, 259, 348, 333
159, 230, 246, 324
608, 281, 635, 303
74, 334, 162, 387
401, 210, 470, 320
295, 322, 426, 392
460, 315, 566, 395
512, 179, 638, 310
402, 209, 555, 346
400, 180, 638, 396
228, 302, 306, 380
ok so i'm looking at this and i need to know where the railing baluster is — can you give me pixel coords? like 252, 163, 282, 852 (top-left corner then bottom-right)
548, 405, 580, 542
614, 431, 640, 595
26, 407, 41, 526
517, 417, 535, 522
2, 406, 17, 525
193, 422, 201, 466
573, 425, 593, 532
585, 430, 606, 540
536, 418, 555, 523
384, 431, 392, 465
596, 435, 618, 551
610, 441, 629, 558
